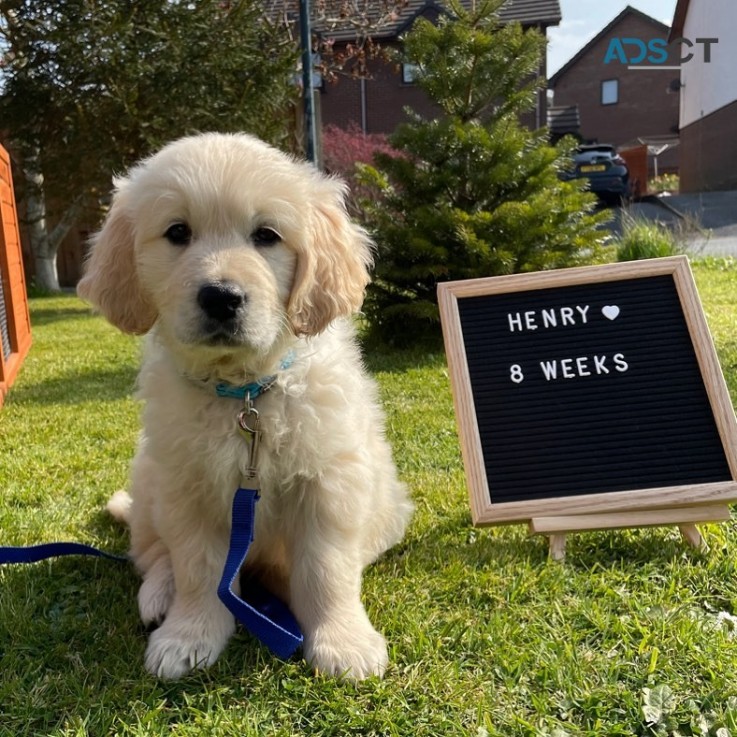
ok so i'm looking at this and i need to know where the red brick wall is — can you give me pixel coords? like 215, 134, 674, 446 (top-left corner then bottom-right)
550, 13, 680, 148
320, 45, 440, 134
679, 100, 737, 193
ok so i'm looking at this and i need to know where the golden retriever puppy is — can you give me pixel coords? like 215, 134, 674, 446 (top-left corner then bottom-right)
78, 132, 413, 680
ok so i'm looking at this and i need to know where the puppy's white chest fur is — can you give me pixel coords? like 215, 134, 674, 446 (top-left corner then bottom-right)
136, 323, 387, 533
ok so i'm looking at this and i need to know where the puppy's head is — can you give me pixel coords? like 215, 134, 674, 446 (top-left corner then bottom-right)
78, 133, 373, 354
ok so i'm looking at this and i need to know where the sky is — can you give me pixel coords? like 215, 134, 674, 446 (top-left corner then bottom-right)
548, 0, 678, 75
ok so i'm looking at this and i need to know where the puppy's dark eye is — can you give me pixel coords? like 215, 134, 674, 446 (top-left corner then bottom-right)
252, 227, 281, 246
164, 222, 192, 246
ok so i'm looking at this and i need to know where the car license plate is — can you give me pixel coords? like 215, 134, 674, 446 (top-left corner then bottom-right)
580, 164, 607, 173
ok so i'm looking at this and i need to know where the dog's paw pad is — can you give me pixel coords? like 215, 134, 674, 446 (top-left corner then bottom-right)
306, 626, 388, 681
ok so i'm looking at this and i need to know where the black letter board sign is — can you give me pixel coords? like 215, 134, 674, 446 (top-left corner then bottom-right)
438, 257, 737, 534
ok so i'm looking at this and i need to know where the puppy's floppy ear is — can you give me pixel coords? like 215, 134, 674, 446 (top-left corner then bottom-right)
77, 182, 157, 335
288, 180, 374, 336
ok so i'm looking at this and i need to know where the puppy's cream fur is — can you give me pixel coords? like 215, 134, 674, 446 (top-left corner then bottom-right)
78, 133, 412, 680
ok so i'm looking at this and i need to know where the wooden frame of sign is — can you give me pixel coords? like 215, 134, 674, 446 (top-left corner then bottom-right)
438, 256, 737, 560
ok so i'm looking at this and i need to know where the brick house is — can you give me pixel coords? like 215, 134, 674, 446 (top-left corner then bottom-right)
315, 0, 562, 134
671, 0, 737, 192
548, 6, 680, 176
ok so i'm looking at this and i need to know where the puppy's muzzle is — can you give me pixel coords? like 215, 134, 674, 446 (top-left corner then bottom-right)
196, 282, 248, 343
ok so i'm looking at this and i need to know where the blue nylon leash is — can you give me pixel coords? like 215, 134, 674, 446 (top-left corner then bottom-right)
0, 487, 303, 660
0, 541, 127, 564
217, 487, 303, 659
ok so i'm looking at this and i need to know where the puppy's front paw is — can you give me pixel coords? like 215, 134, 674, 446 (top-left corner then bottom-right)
305, 621, 389, 681
144, 615, 235, 679
138, 564, 175, 627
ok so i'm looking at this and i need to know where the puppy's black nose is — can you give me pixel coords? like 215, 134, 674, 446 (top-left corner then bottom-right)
197, 283, 245, 323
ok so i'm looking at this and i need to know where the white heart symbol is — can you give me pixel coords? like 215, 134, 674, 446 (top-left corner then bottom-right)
602, 305, 620, 320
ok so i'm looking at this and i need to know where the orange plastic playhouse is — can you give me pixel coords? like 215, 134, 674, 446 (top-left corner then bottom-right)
0, 143, 31, 407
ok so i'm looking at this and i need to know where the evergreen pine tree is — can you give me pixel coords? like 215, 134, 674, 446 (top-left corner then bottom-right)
359, 0, 609, 344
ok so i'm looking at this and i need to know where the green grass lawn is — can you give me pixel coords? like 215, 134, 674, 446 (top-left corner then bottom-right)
2, 258, 737, 737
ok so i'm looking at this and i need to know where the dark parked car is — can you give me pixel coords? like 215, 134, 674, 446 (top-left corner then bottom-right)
561, 144, 630, 203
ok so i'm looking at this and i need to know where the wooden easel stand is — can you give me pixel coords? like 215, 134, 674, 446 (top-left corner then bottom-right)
529, 504, 731, 561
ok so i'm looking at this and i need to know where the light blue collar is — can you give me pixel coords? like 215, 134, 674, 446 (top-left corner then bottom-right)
214, 351, 295, 400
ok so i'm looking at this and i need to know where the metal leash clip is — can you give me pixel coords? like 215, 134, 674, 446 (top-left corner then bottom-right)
236, 392, 261, 488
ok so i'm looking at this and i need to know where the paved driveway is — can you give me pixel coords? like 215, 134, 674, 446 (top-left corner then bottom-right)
607, 190, 737, 257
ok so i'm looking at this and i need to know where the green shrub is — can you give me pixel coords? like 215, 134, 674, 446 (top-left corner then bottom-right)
615, 216, 682, 262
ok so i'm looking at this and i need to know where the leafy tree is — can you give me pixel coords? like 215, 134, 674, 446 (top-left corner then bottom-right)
359, 0, 609, 345
0, 0, 298, 291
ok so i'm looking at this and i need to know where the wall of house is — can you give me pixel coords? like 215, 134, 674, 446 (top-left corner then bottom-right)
550, 13, 680, 149
677, 0, 737, 192
680, 0, 737, 128
320, 51, 440, 135
321, 26, 551, 136
679, 99, 737, 192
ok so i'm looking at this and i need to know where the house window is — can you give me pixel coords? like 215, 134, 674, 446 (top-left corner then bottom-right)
601, 79, 618, 105
402, 63, 419, 84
